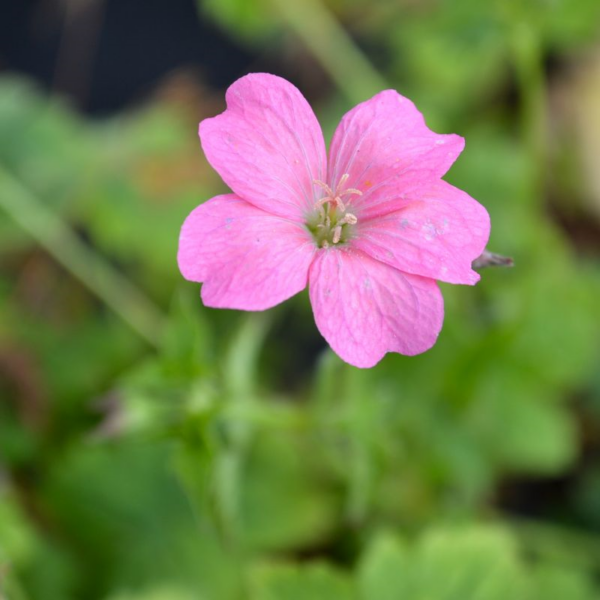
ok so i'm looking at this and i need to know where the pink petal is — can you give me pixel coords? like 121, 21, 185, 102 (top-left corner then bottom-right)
328, 90, 465, 220
309, 248, 444, 368
354, 181, 490, 285
199, 73, 327, 221
178, 194, 316, 310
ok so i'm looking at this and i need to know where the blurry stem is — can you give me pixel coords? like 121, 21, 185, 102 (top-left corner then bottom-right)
214, 313, 272, 546
511, 20, 546, 201
344, 365, 374, 524
269, 0, 388, 103
313, 352, 375, 523
224, 312, 272, 400
0, 165, 166, 347
175, 315, 273, 595
173, 447, 247, 599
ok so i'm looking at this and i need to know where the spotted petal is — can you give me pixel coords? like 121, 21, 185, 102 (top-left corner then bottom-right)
309, 248, 444, 368
200, 73, 327, 221
328, 90, 464, 220
178, 194, 316, 310
353, 181, 490, 285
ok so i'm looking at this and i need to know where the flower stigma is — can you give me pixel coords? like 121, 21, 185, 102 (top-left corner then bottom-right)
307, 174, 361, 248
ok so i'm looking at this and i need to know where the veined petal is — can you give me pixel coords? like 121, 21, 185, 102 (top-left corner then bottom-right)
178, 194, 316, 310
200, 73, 327, 221
309, 248, 444, 368
354, 181, 490, 285
328, 90, 464, 220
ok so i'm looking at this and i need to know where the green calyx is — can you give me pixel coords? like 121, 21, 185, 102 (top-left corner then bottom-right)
306, 205, 358, 248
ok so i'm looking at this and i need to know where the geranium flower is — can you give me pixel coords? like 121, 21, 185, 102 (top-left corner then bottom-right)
178, 74, 490, 368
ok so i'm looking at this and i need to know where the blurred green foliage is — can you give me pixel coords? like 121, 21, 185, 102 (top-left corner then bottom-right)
2, 0, 600, 598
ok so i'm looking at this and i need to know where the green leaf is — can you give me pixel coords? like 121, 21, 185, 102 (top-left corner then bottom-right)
468, 376, 577, 475
250, 562, 355, 600
359, 526, 528, 600
106, 584, 201, 600
532, 566, 597, 600
357, 532, 409, 600
413, 526, 527, 600
239, 432, 339, 552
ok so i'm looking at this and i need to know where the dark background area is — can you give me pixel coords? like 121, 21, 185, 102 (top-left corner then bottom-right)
0, 0, 253, 114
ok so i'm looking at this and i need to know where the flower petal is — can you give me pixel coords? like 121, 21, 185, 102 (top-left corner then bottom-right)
354, 181, 490, 285
309, 248, 444, 368
328, 90, 464, 220
178, 194, 316, 310
199, 73, 327, 221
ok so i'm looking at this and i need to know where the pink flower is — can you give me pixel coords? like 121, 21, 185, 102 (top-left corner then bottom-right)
178, 74, 490, 368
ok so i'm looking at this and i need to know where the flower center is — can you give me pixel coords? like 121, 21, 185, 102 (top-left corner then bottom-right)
306, 174, 361, 248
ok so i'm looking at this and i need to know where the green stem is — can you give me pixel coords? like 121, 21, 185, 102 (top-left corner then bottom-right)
269, 0, 388, 103
0, 165, 166, 347
344, 366, 374, 524
214, 313, 273, 544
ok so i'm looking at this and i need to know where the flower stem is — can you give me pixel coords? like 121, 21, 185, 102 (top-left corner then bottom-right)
0, 165, 166, 347
214, 313, 272, 543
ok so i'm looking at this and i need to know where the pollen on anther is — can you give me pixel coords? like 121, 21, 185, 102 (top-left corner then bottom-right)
341, 213, 358, 226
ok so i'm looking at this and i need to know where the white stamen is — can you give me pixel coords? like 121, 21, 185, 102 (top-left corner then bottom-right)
332, 225, 342, 244
345, 188, 362, 197
313, 174, 361, 211
313, 179, 334, 198
339, 213, 357, 226
334, 197, 346, 211
315, 195, 345, 211
311, 175, 361, 248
